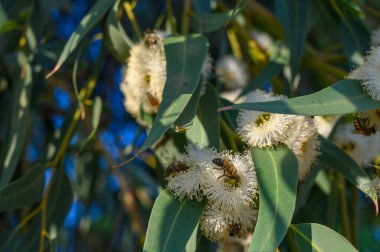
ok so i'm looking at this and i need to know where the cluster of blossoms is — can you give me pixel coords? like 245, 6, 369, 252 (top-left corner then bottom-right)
236, 89, 320, 180
165, 145, 258, 241
120, 30, 212, 124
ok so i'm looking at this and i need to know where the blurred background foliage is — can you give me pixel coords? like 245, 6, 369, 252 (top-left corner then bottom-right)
0, 0, 380, 251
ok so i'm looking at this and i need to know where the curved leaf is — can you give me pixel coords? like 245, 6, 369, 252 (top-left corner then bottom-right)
191, 12, 230, 33
249, 146, 298, 252
340, 16, 370, 66
225, 80, 380, 116
291, 223, 357, 252
186, 86, 220, 150
137, 35, 209, 153
0, 54, 32, 186
102, 0, 133, 63
46, 0, 115, 77
318, 136, 374, 202
283, 0, 310, 76
0, 166, 45, 212
143, 190, 204, 252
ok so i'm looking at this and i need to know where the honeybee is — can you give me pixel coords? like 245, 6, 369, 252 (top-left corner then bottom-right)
144, 30, 160, 49
165, 161, 189, 177
228, 223, 242, 237
212, 158, 237, 180
353, 116, 375, 136
147, 92, 160, 113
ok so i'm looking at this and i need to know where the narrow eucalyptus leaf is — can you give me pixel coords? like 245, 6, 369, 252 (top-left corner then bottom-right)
47, 0, 115, 76
249, 146, 298, 252
0, 165, 45, 212
292, 223, 357, 252
143, 190, 204, 252
138, 35, 209, 153
228, 80, 380, 115
0, 56, 32, 186
318, 136, 374, 202
103, 0, 133, 63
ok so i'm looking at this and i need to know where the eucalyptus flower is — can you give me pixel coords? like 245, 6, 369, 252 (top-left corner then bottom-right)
202, 151, 258, 210
284, 116, 320, 179
216, 55, 248, 90
236, 90, 294, 148
347, 46, 380, 101
166, 145, 218, 201
199, 203, 257, 242
121, 30, 166, 119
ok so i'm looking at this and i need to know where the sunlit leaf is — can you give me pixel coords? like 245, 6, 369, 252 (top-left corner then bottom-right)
143, 190, 204, 252
291, 223, 357, 252
249, 146, 298, 252
137, 35, 209, 154
224, 80, 380, 115
186, 86, 220, 150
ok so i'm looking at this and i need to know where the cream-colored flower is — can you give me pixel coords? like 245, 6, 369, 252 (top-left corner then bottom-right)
199, 203, 257, 242
121, 30, 166, 119
333, 123, 378, 167
166, 145, 218, 201
347, 46, 380, 101
202, 151, 258, 210
284, 116, 320, 179
216, 55, 248, 90
314, 115, 340, 138
236, 90, 294, 148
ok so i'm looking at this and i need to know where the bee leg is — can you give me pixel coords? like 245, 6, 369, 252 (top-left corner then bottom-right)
217, 170, 226, 181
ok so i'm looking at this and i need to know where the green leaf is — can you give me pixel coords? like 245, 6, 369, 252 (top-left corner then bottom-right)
186, 86, 220, 150
0, 54, 32, 186
193, 0, 211, 13
241, 42, 288, 96
291, 223, 358, 252
315, 170, 331, 195
249, 146, 298, 252
318, 136, 374, 201
241, 62, 283, 96
78, 96, 102, 152
137, 35, 209, 154
102, 0, 133, 63
18, 172, 73, 252
340, 16, 370, 66
46, 0, 115, 77
225, 80, 380, 116
174, 79, 202, 130
143, 190, 204, 252
0, 172, 73, 251
0, 165, 45, 212
191, 12, 230, 33
282, 0, 310, 77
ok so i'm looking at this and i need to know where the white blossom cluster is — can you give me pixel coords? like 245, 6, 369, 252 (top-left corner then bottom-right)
120, 30, 212, 124
165, 145, 258, 241
236, 90, 320, 180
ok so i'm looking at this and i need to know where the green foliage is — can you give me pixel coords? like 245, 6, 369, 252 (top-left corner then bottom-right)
249, 146, 298, 252
138, 35, 208, 153
143, 190, 204, 252
291, 223, 358, 252
1, 0, 380, 251
228, 80, 380, 115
